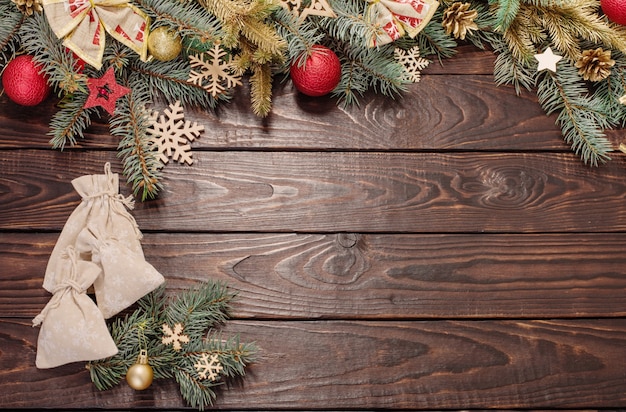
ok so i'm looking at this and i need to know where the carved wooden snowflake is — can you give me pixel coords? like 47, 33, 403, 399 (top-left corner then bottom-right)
279, 0, 335, 21
194, 353, 223, 381
161, 323, 190, 351
147, 101, 204, 166
395, 46, 430, 83
188, 44, 242, 97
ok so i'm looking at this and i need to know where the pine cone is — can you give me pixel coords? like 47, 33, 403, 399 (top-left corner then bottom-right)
11, 0, 42, 15
442, 2, 478, 40
575, 48, 615, 82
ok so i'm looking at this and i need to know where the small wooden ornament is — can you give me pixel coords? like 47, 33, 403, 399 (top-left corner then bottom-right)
279, 0, 336, 22
534, 47, 562, 73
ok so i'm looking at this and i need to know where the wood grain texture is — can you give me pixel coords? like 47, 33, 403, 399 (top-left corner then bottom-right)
1, 319, 625, 409
3, 232, 626, 320
0, 75, 567, 151
1, 43, 625, 411
2, 150, 626, 233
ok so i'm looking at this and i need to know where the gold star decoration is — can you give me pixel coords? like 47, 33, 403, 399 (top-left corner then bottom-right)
534, 47, 562, 73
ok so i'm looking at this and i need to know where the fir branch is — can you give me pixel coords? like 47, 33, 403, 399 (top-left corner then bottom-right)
201, 333, 257, 377
536, 63, 613, 165
489, 0, 521, 32
538, 0, 626, 59
48, 93, 97, 149
333, 43, 409, 107
173, 365, 219, 411
414, 9, 458, 62
110, 75, 163, 200
272, 7, 324, 66
0, 3, 23, 68
134, 0, 222, 43
594, 50, 626, 127
319, 0, 374, 51
129, 58, 224, 109
492, 39, 534, 94
249, 62, 273, 117
18, 12, 86, 94
165, 281, 236, 340
240, 13, 287, 57
501, 3, 545, 64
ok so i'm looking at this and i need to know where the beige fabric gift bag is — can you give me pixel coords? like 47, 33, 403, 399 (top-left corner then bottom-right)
33, 246, 118, 369
43, 162, 164, 317
75, 224, 164, 318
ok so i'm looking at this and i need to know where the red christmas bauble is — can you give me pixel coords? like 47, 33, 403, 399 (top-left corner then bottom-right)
2, 55, 51, 106
601, 0, 626, 25
290, 45, 341, 97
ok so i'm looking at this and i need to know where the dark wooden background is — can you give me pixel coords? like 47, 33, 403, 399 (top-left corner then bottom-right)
1, 44, 626, 410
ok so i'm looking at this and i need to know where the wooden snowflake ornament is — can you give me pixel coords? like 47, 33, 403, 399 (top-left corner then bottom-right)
395, 46, 429, 83
147, 101, 205, 166
188, 45, 242, 97
161, 323, 190, 351
194, 353, 223, 381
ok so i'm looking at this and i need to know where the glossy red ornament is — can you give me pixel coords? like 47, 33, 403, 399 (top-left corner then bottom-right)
290, 45, 341, 97
601, 0, 626, 25
2, 55, 51, 106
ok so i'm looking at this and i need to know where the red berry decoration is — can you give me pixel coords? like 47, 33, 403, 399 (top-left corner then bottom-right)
290, 45, 341, 97
2, 55, 51, 106
601, 0, 626, 25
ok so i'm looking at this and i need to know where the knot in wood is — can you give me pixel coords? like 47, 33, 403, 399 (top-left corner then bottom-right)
336, 233, 358, 248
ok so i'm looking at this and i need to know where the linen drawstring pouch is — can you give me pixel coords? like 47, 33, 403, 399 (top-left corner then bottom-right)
33, 246, 118, 369
43, 162, 145, 292
75, 224, 165, 318
42, 162, 164, 318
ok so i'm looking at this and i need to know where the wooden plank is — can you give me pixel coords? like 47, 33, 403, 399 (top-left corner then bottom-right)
1, 318, 624, 409
3, 232, 626, 319
0, 74, 567, 151
2, 151, 626, 233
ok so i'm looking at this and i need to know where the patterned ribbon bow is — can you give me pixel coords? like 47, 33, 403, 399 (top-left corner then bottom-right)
42, 0, 150, 70
366, 0, 438, 47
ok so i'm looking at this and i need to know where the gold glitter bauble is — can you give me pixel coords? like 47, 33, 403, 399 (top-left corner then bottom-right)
148, 27, 182, 62
126, 350, 154, 390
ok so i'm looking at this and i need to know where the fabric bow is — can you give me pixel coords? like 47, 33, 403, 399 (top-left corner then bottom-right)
366, 0, 438, 47
76, 225, 165, 319
42, 0, 149, 69
33, 247, 118, 369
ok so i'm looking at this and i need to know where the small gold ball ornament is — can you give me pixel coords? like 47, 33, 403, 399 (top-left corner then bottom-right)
147, 27, 182, 62
126, 350, 154, 390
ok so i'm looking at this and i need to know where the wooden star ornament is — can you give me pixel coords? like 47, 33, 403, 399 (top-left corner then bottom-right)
83, 67, 130, 115
534, 47, 562, 73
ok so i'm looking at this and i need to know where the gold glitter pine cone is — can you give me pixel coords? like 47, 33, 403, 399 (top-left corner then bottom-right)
442, 2, 478, 40
575, 48, 615, 82
11, 0, 42, 15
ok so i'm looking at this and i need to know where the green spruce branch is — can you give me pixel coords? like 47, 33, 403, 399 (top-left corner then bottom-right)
87, 281, 256, 411
110, 75, 163, 200
0, 2, 23, 68
536, 63, 613, 165
48, 94, 98, 149
135, 0, 222, 43
18, 12, 86, 94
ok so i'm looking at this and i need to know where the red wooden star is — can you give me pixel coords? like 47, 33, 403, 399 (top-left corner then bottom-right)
83, 67, 130, 115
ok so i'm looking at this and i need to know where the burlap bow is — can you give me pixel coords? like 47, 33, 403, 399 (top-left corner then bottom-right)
33, 247, 118, 369
76, 225, 165, 319
366, 0, 438, 47
42, 0, 149, 70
